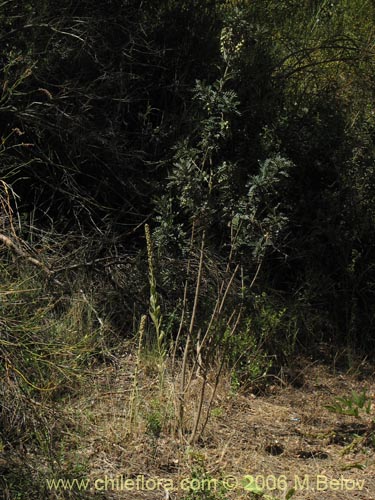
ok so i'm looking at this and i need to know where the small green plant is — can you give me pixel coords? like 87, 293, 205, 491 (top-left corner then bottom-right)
242, 475, 295, 500
210, 407, 224, 418
181, 467, 229, 500
145, 398, 173, 439
325, 389, 371, 418
326, 389, 375, 451
227, 316, 274, 386
230, 371, 241, 395
146, 410, 163, 438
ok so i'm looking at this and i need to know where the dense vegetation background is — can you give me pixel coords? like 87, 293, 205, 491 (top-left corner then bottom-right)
1, 0, 375, 497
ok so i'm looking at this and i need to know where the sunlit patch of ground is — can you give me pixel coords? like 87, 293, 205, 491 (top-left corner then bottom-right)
63, 359, 375, 499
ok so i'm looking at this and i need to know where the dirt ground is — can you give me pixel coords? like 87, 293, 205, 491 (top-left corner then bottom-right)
64, 359, 375, 500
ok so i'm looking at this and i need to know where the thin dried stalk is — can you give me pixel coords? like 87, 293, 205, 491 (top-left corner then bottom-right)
172, 222, 195, 373
185, 263, 239, 391
195, 309, 242, 442
178, 230, 205, 440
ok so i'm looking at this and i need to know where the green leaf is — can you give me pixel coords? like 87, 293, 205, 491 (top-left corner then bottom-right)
341, 462, 367, 471
241, 475, 263, 495
286, 487, 296, 499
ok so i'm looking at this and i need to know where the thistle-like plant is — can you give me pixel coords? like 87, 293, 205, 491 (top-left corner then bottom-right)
325, 389, 372, 418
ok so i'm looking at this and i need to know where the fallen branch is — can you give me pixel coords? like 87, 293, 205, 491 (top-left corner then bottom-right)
0, 233, 51, 275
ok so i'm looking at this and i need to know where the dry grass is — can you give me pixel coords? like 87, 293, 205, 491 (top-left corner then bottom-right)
58, 357, 375, 500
